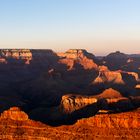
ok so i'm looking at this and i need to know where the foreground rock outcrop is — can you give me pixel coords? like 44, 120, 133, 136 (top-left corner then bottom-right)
1, 107, 28, 121
0, 107, 50, 140
0, 107, 139, 140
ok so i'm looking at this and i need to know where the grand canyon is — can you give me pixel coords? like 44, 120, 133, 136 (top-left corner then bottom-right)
0, 49, 139, 139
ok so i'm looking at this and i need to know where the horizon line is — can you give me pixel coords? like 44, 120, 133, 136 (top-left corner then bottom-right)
0, 48, 139, 56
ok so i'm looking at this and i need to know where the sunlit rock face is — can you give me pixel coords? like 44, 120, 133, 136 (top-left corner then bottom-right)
127, 72, 139, 81
0, 49, 32, 64
1, 107, 28, 121
135, 84, 140, 89
57, 49, 98, 70
93, 66, 139, 85
58, 49, 93, 59
90, 88, 136, 112
0, 107, 139, 139
0, 49, 58, 65
0, 49, 32, 59
76, 109, 140, 128
95, 88, 122, 99
60, 94, 98, 113
93, 66, 124, 84
0, 107, 52, 139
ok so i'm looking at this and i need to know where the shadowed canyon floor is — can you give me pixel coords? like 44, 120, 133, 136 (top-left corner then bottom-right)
0, 49, 140, 139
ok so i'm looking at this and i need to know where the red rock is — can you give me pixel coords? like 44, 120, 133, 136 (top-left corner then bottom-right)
0, 49, 32, 64
1, 107, 28, 121
95, 88, 122, 99
93, 66, 124, 84
57, 49, 98, 70
61, 94, 98, 113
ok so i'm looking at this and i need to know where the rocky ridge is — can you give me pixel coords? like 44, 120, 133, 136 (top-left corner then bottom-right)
0, 107, 139, 140
57, 49, 98, 70
93, 66, 139, 84
0, 49, 32, 64
61, 94, 98, 113
93, 66, 125, 84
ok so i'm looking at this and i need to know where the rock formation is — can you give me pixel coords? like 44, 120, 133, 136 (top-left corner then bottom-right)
0, 107, 139, 139
0, 107, 50, 139
1, 107, 28, 121
58, 49, 98, 70
93, 66, 124, 84
102, 51, 140, 77
0, 49, 139, 139
93, 66, 139, 85
95, 88, 122, 98
60, 94, 98, 113
103, 51, 129, 70
0, 49, 32, 64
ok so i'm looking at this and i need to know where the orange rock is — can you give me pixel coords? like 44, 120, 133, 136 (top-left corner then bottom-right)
0, 49, 32, 64
93, 66, 124, 84
58, 49, 98, 70
1, 107, 28, 121
0, 58, 7, 63
95, 88, 122, 99
135, 84, 140, 89
61, 94, 98, 113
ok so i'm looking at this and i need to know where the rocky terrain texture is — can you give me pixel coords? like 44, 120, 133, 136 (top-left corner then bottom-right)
0, 49, 140, 139
0, 107, 139, 140
57, 49, 98, 70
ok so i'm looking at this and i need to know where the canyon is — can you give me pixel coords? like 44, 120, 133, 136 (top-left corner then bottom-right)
0, 49, 140, 139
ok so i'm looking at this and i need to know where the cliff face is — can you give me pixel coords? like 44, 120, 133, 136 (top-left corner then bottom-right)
1, 107, 28, 121
58, 49, 98, 70
58, 49, 95, 59
0, 107, 49, 140
77, 109, 140, 128
0, 49, 58, 65
61, 94, 98, 113
93, 66, 125, 84
93, 66, 139, 85
0, 107, 139, 140
0, 49, 32, 64
59, 89, 140, 118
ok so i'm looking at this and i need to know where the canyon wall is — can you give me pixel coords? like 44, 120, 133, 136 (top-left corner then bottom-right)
0, 107, 139, 140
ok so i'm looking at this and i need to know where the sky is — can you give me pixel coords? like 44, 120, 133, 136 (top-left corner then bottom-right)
0, 0, 140, 55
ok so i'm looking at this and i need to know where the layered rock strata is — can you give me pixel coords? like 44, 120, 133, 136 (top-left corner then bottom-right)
0, 107, 139, 140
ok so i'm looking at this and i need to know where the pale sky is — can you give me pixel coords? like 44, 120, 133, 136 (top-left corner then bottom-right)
0, 0, 140, 55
